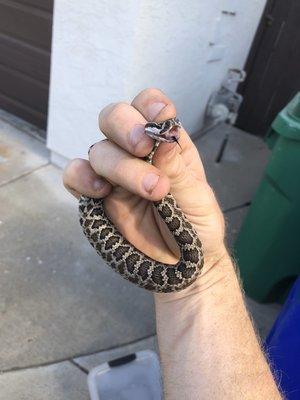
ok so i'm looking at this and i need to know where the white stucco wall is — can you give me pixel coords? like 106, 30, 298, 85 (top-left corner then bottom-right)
47, 0, 266, 166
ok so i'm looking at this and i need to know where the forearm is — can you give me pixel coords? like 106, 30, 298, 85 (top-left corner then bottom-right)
155, 253, 281, 400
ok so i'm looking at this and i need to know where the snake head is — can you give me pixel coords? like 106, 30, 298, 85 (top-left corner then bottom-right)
144, 118, 181, 143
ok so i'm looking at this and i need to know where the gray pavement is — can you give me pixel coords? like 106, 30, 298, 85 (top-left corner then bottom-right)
74, 335, 158, 372
194, 123, 270, 249
0, 116, 281, 399
0, 362, 89, 400
0, 164, 154, 371
195, 124, 270, 210
0, 118, 49, 187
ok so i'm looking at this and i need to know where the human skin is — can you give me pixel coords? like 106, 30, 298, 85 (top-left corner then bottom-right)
63, 88, 281, 399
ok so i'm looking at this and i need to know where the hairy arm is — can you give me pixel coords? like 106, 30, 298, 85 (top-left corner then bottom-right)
155, 255, 282, 399
63, 88, 281, 400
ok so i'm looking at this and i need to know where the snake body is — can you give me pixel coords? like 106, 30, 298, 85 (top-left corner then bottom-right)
79, 118, 204, 293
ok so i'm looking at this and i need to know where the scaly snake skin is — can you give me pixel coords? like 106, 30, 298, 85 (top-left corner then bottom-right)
79, 118, 204, 292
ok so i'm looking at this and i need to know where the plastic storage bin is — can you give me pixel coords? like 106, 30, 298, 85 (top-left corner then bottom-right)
88, 350, 163, 400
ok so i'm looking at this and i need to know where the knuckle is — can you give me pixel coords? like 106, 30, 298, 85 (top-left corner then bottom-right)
70, 157, 84, 171
133, 88, 176, 118
140, 87, 165, 99
99, 102, 129, 131
63, 158, 84, 186
98, 103, 113, 131
108, 102, 129, 123
89, 140, 101, 153
88, 140, 111, 170
88, 140, 104, 160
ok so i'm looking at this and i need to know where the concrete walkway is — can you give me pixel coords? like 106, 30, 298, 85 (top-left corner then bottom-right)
0, 114, 281, 399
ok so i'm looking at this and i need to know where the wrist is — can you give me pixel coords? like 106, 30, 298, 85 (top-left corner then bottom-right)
154, 245, 235, 304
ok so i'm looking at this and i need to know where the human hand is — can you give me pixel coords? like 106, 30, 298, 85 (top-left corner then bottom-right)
63, 89, 282, 399
63, 88, 228, 294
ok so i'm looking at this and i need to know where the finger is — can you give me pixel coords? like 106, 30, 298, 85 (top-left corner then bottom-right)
131, 88, 194, 150
132, 88, 206, 179
89, 140, 170, 201
153, 141, 206, 183
63, 158, 112, 199
99, 102, 153, 158
131, 87, 177, 122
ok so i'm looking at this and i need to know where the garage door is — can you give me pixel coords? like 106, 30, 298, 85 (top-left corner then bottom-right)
0, 0, 53, 136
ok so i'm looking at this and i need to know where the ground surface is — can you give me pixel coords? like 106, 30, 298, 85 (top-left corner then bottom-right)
0, 113, 281, 399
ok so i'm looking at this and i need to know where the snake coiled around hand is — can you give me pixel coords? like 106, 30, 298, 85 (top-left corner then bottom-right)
79, 118, 204, 293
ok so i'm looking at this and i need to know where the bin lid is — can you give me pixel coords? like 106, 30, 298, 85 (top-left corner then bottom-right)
271, 92, 300, 140
87, 350, 163, 400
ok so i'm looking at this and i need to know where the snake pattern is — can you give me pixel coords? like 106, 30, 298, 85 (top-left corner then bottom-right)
79, 118, 204, 293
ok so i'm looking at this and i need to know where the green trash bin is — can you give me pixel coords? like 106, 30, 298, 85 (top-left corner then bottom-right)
235, 93, 300, 303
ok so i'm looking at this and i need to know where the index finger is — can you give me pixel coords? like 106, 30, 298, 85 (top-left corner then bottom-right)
131, 88, 194, 151
98, 102, 154, 158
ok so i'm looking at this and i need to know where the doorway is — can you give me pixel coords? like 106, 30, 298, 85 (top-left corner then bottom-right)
236, 0, 300, 136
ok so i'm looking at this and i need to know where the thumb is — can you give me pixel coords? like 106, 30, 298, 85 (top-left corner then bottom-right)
132, 89, 225, 260
153, 138, 209, 209
131, 88, 207, 191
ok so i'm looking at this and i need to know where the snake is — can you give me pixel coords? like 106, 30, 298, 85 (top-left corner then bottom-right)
79, 118, 204, 293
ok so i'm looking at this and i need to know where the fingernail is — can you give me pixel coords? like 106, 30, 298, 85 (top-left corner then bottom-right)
147, 102, 166, 120
142, 173, 159, 193
130, 124, 146, 147
88, 143, 95, 155
93, 179, 105, 191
